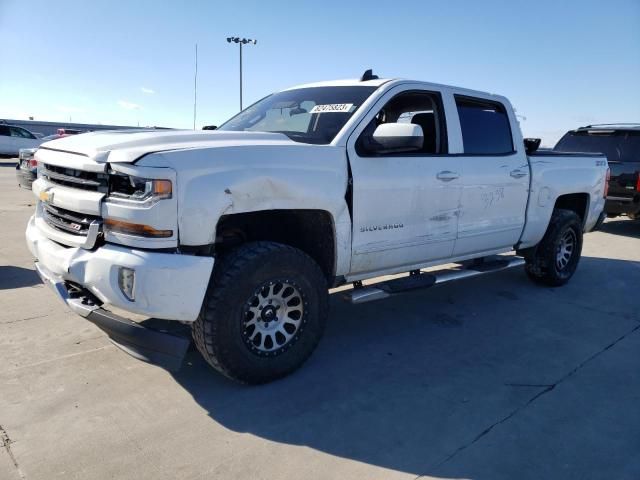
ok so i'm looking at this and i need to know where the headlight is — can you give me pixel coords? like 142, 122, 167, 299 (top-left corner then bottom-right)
108, 174, 172, 204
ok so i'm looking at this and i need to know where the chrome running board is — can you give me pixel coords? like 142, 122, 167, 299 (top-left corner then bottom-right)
345, 256, 526, 304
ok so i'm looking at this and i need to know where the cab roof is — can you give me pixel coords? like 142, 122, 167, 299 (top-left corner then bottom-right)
282, 77, 500, 102
283, 78, 392, 90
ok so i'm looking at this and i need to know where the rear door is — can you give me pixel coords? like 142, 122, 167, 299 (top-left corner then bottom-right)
451, 95, 529, 256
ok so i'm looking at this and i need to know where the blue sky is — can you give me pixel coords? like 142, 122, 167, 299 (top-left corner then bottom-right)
1, 0, 639, 145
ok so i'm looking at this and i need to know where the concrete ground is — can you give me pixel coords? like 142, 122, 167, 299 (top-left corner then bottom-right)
0, 161, 639, 480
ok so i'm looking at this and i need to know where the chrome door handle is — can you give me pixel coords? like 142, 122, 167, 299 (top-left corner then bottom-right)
436, 171, 459, 182
510, 169, 528, 179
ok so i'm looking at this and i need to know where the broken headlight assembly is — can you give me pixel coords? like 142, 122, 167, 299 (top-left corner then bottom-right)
105, 173, 174, 238
108, 173, 172, 205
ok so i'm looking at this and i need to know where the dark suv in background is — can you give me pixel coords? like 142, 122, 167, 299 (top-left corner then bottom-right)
554, 124, 640, 220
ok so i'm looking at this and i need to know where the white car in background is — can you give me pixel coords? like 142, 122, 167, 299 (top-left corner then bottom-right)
0, 124, 44, 156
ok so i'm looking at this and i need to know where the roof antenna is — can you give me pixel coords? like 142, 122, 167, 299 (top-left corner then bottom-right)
360, 69, 379, 81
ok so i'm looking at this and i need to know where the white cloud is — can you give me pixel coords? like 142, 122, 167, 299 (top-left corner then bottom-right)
118, 100, 142, 111
140, 87, 155, 94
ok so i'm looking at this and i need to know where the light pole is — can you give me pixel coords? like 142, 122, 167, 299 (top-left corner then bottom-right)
226, 36, 257, 111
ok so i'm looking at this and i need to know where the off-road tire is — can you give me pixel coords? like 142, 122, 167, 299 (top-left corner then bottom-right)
525, 209, 583, 287
192, 241, 328, 384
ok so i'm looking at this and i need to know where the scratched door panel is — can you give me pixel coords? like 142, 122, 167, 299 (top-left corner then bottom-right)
453, 155, 529, 256
349, 155, 465, 275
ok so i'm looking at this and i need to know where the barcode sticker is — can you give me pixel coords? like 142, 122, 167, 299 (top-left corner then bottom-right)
309, 103, 354, 114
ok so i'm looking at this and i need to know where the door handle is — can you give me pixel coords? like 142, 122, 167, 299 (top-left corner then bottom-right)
510, 169, 528, 179
436, 171, 459, 182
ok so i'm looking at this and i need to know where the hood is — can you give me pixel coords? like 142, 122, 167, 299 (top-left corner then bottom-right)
38, 129, 298, 163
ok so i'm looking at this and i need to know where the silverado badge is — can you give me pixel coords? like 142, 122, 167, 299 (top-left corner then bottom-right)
360, 223, 404, 233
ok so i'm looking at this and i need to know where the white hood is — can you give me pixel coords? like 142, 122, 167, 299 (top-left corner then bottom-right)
39, 129, 298, 163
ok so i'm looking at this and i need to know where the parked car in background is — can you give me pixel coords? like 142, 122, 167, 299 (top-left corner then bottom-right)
14, 131, 79, 189
41, 134, 67, 141
0, 124, 44, 156
15, 148, 38, 189
554, 124, 640, 220
57, 128, 85, 135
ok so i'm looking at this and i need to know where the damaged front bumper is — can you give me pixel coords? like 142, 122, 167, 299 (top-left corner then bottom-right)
35, 262, 190, 370
26, 215, 214, 371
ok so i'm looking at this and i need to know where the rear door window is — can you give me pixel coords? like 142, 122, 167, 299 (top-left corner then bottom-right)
554, 130, 640, 163
455, 96, 514, 155
0, 125, 10, 136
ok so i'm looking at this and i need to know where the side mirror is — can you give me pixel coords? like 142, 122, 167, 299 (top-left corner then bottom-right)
369, 123, 423, 154
202, 125, 218, 130
524, 138, 541, 154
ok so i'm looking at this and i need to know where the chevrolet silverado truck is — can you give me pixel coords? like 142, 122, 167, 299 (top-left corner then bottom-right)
26, 72, 609, 384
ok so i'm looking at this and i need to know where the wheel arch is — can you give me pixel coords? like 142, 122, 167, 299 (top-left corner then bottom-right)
553, 193, 590, 227
214, 209, 338, 283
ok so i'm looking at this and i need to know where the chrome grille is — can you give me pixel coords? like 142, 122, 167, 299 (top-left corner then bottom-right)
42, 203, 101, 236
41, 163, 109, 193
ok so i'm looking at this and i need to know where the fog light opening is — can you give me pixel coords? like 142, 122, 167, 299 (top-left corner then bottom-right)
118, 267, 136, 301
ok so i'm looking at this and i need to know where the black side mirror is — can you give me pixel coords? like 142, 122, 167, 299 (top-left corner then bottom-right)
524, 138, 541, 154
202, 125, 217, 130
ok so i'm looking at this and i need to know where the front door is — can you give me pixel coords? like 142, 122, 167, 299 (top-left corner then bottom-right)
347, 87, 465, 276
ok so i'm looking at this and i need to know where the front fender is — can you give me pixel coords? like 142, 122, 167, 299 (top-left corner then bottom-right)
139, 145, 353, 275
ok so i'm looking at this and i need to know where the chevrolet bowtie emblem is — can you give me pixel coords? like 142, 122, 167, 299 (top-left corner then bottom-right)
39, 189, 53, 203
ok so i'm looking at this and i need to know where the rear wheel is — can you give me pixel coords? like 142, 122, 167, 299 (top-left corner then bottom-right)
525, 209, 583, 286
192, 241, 328, 384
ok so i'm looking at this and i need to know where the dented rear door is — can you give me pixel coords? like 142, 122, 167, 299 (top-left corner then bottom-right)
450, 95, 529, 256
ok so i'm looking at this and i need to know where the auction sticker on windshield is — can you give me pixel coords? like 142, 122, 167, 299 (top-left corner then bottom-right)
310, 103, 354, 113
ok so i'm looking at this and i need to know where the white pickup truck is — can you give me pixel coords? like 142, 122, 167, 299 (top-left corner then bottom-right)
26, 72, 609, 383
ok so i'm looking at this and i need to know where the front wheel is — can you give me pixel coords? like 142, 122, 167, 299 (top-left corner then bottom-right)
192, 241, 328, 384
525, 209, 583, 287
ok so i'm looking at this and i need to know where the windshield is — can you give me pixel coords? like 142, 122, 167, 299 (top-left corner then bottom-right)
218, 86, 377, 144
554, 130, 640, 163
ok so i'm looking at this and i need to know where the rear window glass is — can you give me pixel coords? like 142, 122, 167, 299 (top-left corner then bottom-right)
455, 96, 514, 154
554, 130, 640, 163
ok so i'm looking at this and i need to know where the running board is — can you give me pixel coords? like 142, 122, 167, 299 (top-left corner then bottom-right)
345, 256, 526, 304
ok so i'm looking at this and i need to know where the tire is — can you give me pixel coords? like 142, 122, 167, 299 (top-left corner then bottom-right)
192, 241, 328, 384
525, 209, 583, 287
